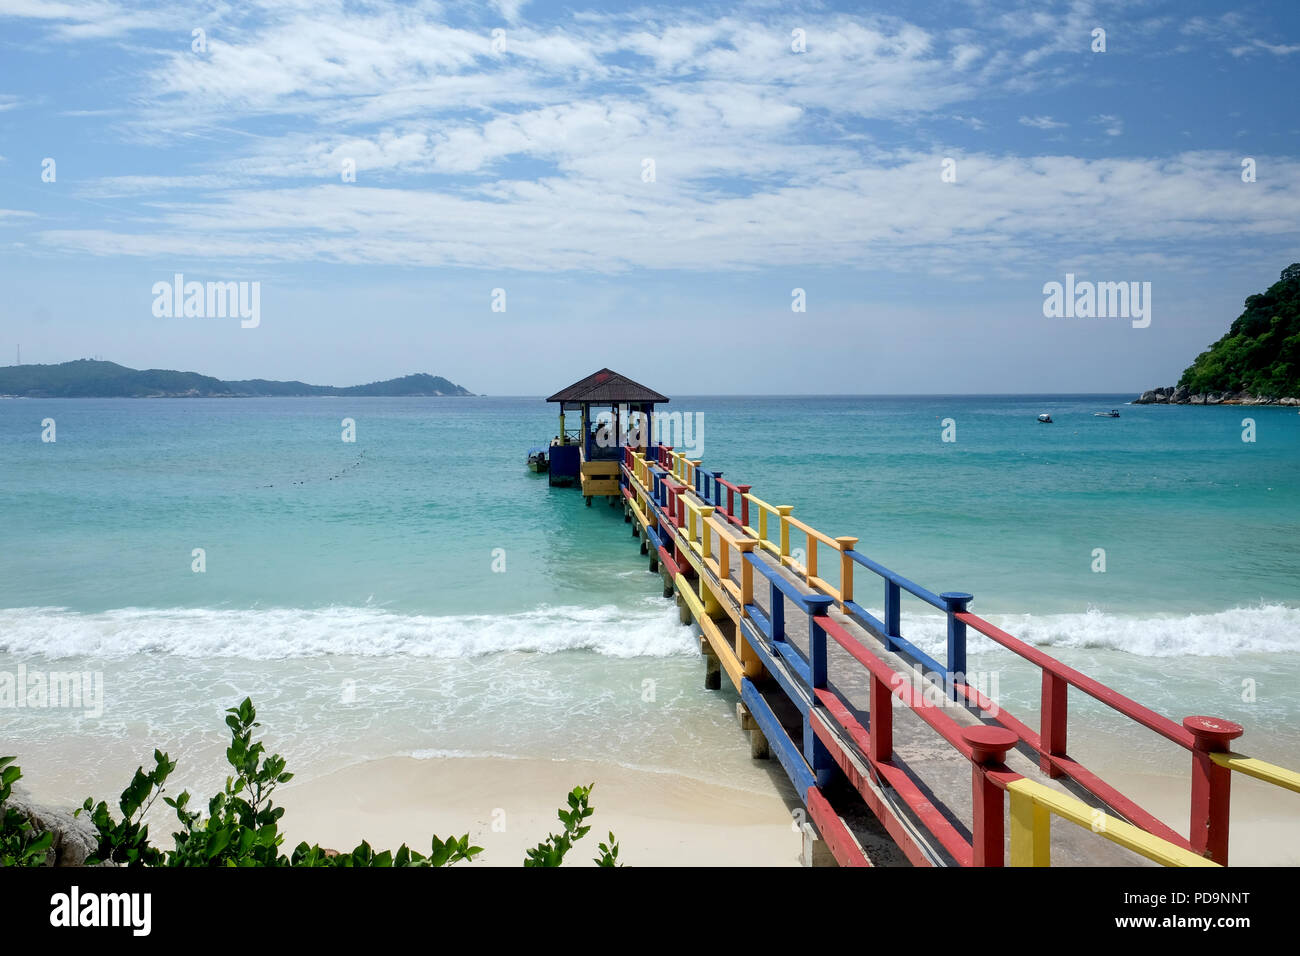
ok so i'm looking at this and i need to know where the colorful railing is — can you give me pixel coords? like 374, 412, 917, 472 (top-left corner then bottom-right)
620, 442, 1299, 867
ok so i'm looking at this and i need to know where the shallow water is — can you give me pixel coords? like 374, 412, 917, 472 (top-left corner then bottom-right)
2, 394, 1297, 795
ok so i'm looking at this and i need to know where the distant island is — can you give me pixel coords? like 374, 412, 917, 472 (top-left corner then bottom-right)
1136, 264, 1300, 405
0, 360, 475, 398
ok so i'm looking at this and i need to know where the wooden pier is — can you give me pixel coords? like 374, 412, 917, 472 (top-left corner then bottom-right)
536, 371, 1300, 867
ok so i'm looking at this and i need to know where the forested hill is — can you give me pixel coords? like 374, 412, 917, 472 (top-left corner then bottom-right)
1178, 264, 1300, 398
0, 360, 475, 398
1135, 264, 1300, 404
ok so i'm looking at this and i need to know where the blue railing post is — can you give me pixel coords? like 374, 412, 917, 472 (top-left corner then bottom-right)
712, 471, 723, 509
805, 595, 835, 690
770, 579, 785, 642
804, 595, 837, 788
941, 591, 973, 702
884, 580, 901, 651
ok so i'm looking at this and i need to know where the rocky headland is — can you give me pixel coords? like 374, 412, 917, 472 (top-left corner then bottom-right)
1134, 386, 1300, 405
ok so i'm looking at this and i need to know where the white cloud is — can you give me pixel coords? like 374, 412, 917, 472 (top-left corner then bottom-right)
38, 152, 1300, 275
1231, 39, 1300, 58
1090, 113, 1122, 136
4, 2, 1298, 282
1019, 115, 1068, 130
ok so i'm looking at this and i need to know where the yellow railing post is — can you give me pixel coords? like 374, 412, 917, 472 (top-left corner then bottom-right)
776, 505, 793, 557
806, 536, 817, 579
697, 505, 713, 547
738, 539, 755, 607
719, 533, 731, 579
1009, 787, 1051, 867
734, 539, 761, 677
757, 507, 767, 543
837, 536, 857, 610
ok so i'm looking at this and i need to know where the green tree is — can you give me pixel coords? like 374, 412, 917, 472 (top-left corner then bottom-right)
1179, 264, 1300, 397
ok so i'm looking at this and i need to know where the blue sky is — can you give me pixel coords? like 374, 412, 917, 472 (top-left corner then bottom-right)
1, 0, 1298, 394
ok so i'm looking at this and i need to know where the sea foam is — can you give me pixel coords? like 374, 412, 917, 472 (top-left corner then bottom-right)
887, 603, 1300, 659
1, 602, 1295, 662
0, 602, 690, 661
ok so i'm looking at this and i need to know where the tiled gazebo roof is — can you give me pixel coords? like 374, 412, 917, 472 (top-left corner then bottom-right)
546, 368, 669, 404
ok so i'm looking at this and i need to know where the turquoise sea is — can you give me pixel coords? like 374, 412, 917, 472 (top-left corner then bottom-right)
2, 395, 1298, 797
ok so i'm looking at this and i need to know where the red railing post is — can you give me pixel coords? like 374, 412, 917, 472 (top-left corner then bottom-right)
737, 484, 751, 528
962, 726, 1018, 867
1184, 715, 1243, 864
1040, 671, 1068, 778
869, 672, 892, 762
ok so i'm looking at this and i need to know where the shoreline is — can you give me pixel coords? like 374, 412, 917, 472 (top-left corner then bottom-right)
1133, 387, 1300, 406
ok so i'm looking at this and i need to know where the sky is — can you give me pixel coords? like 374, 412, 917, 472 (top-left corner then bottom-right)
1, 0, 1298, 395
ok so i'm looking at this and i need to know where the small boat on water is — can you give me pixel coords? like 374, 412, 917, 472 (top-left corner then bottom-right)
1093, 409, 1121, 418
1037, 413, 1053, 424
526, 445, 549, 473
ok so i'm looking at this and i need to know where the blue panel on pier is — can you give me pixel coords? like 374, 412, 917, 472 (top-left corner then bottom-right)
549, 444, 580, 478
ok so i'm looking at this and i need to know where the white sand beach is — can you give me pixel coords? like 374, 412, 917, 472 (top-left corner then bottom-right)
277, 756, 804, 867
1104, 769, 1300, 867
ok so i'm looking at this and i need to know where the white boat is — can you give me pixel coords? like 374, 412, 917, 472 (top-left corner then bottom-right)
1037, 413, 1053, 423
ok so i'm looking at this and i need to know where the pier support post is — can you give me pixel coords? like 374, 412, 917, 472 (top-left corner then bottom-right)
800, 822, 837, 868
704, 652, 721, 690
639, 536, 648, 554
677, 592, 692, 625
1184, 716, 1244, 865
737, 704, 769, 759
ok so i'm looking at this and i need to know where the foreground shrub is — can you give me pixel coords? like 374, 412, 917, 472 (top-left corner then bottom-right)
0, 757, 54, 866
1, 698, 622, 868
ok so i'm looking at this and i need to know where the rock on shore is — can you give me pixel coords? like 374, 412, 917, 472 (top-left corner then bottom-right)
1134, 386, 1300, 406
5, 784, 102, 865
